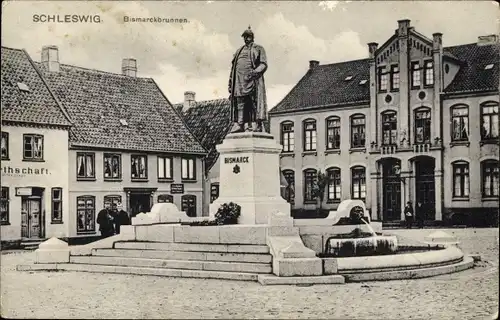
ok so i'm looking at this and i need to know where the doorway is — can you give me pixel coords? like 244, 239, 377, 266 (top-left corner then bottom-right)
381, 158, 402, 221
129, 193, 151, 218
21, 197, 42, 239
414, 156, 436, 220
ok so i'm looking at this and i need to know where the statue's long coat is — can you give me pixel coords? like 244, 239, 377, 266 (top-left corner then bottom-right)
228, 43, 268, 122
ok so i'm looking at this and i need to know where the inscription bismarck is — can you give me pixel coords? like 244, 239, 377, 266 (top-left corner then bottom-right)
224, 156, 250, 164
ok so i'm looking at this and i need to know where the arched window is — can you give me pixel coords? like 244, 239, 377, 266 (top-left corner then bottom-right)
157, 194, 173, 203
282, 170, 295, 204
181, 195, 197, 217
76, 195, 95, 233
326, 167, 341, 202
350, 114, 366, 148
452, 161, 469, 198
480, 102, 499, 141
303, 119, 317, 151
381, 111, 397, 145
326, 117, 341, 150
210, 183, 219, 203
414, 107, 431, 144
280, 121, 295, 152
303, 168, 317, 203
451, 105, 469, 142
351, 166, 366, 200
482, 160, 499, 198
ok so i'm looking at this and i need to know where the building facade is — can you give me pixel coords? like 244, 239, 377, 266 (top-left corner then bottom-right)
1, 47, 72, 245
269, 20, 499, 226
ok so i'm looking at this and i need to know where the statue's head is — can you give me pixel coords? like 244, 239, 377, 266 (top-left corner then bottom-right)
241, 26, 254, 45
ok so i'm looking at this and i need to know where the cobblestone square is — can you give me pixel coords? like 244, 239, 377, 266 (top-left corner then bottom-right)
1, 228, 498, 319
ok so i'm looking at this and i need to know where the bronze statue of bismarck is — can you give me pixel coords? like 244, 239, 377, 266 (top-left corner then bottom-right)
228, 26, 268, 133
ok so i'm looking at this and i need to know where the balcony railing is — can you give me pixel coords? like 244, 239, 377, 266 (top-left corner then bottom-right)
370, 137, 443, 154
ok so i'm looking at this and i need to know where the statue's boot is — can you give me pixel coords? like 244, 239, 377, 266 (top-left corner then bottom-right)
255, 120, 263, 132
245, 122, 254, 132
230, 122, 244, 133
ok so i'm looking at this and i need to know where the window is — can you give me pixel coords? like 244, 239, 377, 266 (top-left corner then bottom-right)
482, 160, 499, 198
424, 60, 434, 86
51, 188, 63, 223
378, 66, 388, 91
1, 132, 8, 160
390, 65, 399, 90
104, 153, 121, 180
382, 111, 398, 145
280, 121, 294, 152
351, 166, 366, 200
158, 194, 173, 203
303, 169, 317, 204
326, 117, 341, 150
326, 167, 341, 202
131, 155, 148, 180
76, 196, 95, 233
282, 170, 295, 204
451, 105, 469, 142
303, 120, 317, 151
452, 162, 469, 198
414, 108, 431, 144
158, 156, 173, 180
350, 114, 366, 148
77, 152, 95, 180
104, 195, 122, 210
210, 183, 220, 203
23, 134, 44, 161
181, 195, 197, 217
411, 61, 421, 88
181, 158, 196, 180
1, 187, 9, 225
481, 102, 499, 140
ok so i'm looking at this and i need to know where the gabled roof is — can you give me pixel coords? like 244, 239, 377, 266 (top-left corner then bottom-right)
444, 42, 499, 94
269, 58, 371, 114
36, 63, 206, 154
176, 98, 271, 173
270, 41, 499, 115
1, 47, 72, 127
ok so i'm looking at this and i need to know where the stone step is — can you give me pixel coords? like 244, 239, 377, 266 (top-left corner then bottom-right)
114, 241, 270, 254
70, 256, 273, 274
19, 263, 259, 281
93, 248, 272, 264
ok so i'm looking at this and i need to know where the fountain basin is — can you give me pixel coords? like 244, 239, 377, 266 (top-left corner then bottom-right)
323, 235, 398, 257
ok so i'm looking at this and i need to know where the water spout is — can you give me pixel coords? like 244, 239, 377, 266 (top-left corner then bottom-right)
361, 218, 377, 237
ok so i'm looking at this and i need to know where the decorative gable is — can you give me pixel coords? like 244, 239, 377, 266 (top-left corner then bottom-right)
409, 31, 433, 60
376, 34, 399, 65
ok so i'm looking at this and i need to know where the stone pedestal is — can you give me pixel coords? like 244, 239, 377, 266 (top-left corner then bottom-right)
209, 132, 290, 225
35, 237, 70, 264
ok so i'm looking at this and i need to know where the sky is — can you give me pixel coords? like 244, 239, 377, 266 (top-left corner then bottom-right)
2, 0, 498, 108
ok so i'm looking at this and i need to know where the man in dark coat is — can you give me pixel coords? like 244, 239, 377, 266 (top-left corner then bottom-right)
112, 203, 131, 234
404, 201, 414, 229
228, 26, 268, 133
96, 205, 114, 238
416, 202, 425, 229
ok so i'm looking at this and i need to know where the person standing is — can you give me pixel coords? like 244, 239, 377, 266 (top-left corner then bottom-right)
96, 205, 114, 238
416, 201, 424, 229
113, 203, 131, 234
228, 26, 268, 133
404, 201, 414, 229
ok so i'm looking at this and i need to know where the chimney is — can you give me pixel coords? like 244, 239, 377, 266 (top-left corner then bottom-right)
397, 19, 411, 37
432, 33, 443, 51
478, 34, 499, 46
41, 45, 60, 72
368, 42, 378, 59
183, 91, 196, 111
122, 58, 137, 77
309, 60, 320, 69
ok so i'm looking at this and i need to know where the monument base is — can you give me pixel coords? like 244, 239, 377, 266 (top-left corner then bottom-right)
210, 196, 290, 225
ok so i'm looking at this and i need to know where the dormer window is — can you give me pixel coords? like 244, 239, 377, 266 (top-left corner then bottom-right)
359, 80, 368, 85
119, 119, 128, 126
345, 76, 353, 81
17, 82, 30, 92
485, 64, 494, 70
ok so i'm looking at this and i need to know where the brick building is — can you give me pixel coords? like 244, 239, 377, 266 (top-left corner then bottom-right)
269, 20, 499, 226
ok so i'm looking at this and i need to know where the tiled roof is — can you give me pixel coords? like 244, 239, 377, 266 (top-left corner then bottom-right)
177, 99, 271, 173
270, 42, 499, 114
444, 43, 499, 94
1, 47, 71, 126
37, 63, 206, 154
176, 99, 232, 172
269, 59, 371, 114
